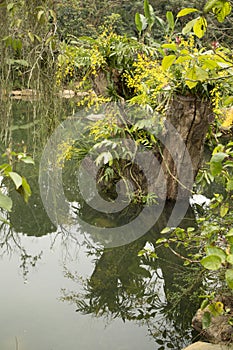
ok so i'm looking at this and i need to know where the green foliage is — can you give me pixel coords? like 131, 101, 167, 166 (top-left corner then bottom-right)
0, 0, 59, 89
177, 0, 232, 38
0, 149, 34, 218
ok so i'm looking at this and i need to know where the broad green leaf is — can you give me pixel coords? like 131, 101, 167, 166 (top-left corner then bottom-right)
200, 58, 218, 70
166, 11, 174, 30
195, 66, 209, 81
202, 311, 211, 329
220, 202, 229, 217
193, 17, 207, 38
20, 156, 34, 165
210, 152, 228, 176
200, 255, 222, 270
226, 269, 233, 289
210, 161, 222, 176
211, 152, 228, 163
185, 67, 198, 89
176, 55, 192, 64
177, 8, 199, 17
182, 18, 198, 35
204, 0, 219, 13
162, 55, 176, 71
8, 171, 22, 189
213, 1, 232, 22
135, 13, 147, 33
0, 192, 12, 211
144, 0, 155, 28
162, 43, 177, 51
206, 246, 226, 262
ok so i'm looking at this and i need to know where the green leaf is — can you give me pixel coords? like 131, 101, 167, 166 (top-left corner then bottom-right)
193, 16, 207, 38
226, 254, 233, 264
182, 18, 198, 35
185, 67, 198, 89
227, 228, 233, 237
20, 156, 34, 165
210, 162, 222, 176
28, 31, 34, 43
195, 66, 209, 81
0, 192, 12, 211
49, 9, 56, 21
177, 8, 199, 17
144, 0, 155, 28
17, 177, 31, 203
223, 96, 233, 106
161, 227, 171, 234
210, 152, 228, 176
176, 55, 192, 64
166, 11, 174, 30
201, 299, 210, 310
200, 255, 222, 270
162, 55, 176, 71
213, 1, 232, 22
162, 43, 177, 51
138, 249, 146, 256
204, 0, 219, 13
37, 10, 44, 22
220, 202, 229, 217
227, 179, 233, 191
206, 246, 226, 262
156, 238, 168, 244
135, 13, 147, 33
202, 311, 211, 329
200, 58, 218, 70
226, 269, 233, 289
8, 171, 22, 190
0, 163, 12, 174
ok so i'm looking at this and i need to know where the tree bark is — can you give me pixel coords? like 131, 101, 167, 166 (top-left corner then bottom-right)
162, 95, 213, 200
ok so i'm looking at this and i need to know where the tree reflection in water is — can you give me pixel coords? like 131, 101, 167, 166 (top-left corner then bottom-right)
0, 222, 43, 280
61, 203, 203, 349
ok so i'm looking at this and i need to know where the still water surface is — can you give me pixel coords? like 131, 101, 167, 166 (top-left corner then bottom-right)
0, 100, 200, 350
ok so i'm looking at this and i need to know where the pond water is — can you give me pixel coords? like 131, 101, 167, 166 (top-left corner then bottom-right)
0, 100, 202, 350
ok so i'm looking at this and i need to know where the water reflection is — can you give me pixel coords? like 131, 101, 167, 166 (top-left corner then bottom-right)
0, 100, 202, 349
60, 203, 201, 349
0, 199, 202, 349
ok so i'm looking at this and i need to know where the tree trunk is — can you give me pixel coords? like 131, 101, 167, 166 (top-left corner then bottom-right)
162, 95, 213, 200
